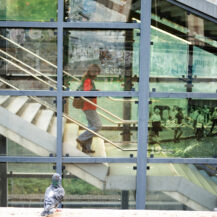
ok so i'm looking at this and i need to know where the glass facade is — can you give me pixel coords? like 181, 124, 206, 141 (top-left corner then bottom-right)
0, 96, 57, 156
146, 163, 217, 211
64, 0, 141, 22
150, 0, 217, 93
63, 96, 138, 157
0, 0, 217, 212
0, 0, 57, 22
148, 98, 217, 158
0, 28, 57, 90
63, 30, 139, 91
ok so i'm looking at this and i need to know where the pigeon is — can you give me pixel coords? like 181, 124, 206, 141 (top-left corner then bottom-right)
41, 173, 65, 216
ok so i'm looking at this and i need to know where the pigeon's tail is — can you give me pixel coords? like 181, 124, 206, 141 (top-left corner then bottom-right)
41, 200, 56, 216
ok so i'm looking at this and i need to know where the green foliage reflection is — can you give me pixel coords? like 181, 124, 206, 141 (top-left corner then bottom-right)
0, 0, 57, 21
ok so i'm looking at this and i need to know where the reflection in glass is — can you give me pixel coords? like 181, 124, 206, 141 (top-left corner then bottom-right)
148, 98, 217, 158
0, 96, 56, 156
63, 163, 136, 208
63, 30, 139, 91
150, 0, 217, 93
0, 28, 57, 90
63, 97, 138, 157
0, 0, 57, 22
1, 163, 54, 207
64, 0, 140, 22
146, 163, 217, 211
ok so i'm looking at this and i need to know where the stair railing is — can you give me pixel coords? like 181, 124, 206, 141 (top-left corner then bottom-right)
0, 76, 136, 151
0, 34, 138, 124
0, 50, 137, 125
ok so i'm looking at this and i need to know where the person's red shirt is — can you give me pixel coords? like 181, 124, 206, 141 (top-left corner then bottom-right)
82, 78, 97, 110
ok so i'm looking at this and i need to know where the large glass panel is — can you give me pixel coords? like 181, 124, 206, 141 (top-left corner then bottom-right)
63, 97, 138, 157
0, 96, 56, 157
0, 163, 55, 207
64, 0, 140, 22
63, 163, 136, 208
0, 0, 57, 22
150, 0, 217, 93
0, 28, 57, 90
146, 163, 217, 211
148, 98, 217, 158
63, 30, 139, 91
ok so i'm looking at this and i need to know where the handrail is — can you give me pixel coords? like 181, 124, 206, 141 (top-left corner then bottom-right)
1, 51, 137, 126
0, 76, 136, 151
0, 51, 122, 124
0, 49, 57, 85
107, 96, 137, 102
0, 56, 57, 89
0, 34, 138, 124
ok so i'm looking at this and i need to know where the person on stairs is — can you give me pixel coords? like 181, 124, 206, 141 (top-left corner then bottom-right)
76, 64, 102, 154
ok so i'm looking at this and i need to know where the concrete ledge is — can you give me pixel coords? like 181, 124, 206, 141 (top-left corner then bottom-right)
0, 208, 216, 217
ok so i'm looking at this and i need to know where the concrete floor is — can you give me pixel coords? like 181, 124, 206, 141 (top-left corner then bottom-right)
0, 208, 216, 217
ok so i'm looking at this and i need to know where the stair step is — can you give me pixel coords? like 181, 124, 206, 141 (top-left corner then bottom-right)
91, 137, 107, 158
48, 117, 67, 137
34, 109, 54, 131
0, 106, 56, 155
0, 96, 10, 105
199, 170, 217, 195
63, 124, 109, 181
19, 103, 41, 123
173, 164, 214, 193
63, 123, 80, 156
173, 164, 189, 179
211, 176, 217, 185
6, 96, 29, 114
182, 165, 204, 189
188, 164, 217, 195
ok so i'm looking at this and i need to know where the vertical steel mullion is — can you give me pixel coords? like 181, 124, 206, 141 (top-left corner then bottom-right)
56, 0, 64, 175
136, 0, 152, 209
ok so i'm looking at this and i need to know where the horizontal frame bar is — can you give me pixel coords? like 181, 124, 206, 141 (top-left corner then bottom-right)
62, 157, 137, 163
63, 22, 140, 29
0, 21, 58, 28
150, 92, 217, 99
147, 158, 217, 164
0, 21, 140, 29
0, 156, 57, 163
0, 90, 139, 97
0, 156, 136, 163
0, 90, 57, 96
63, 91, 139, 97
1, 156, 217, 164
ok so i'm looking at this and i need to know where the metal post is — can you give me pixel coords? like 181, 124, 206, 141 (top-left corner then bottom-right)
136, 0, 152, 209
56, 0, 64, 175
187, 45, 193, 113
121, 191, 129, 209
0, 135, 7, 206
123, 30, 133, 142
0, 29, 6, 77
186, 45, 193, 93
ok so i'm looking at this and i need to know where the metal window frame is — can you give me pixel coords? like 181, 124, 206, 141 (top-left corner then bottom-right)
0, 0, 217, 210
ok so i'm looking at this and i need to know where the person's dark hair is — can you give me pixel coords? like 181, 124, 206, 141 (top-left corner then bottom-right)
82, 64, 101, 81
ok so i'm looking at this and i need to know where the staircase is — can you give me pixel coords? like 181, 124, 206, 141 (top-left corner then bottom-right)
1, 95, 216, 210
153, 163, 217, 211
0, 95, 109, 189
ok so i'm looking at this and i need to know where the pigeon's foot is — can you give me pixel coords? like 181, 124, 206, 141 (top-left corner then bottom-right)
41, 210, 54, 216
41, 210, 47, 216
